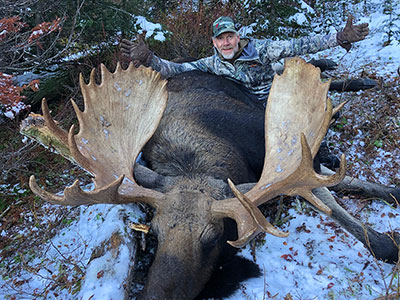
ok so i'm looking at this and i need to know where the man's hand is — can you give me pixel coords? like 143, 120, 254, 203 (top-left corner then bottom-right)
120, 36, 153, 67
337, 15, 369, 51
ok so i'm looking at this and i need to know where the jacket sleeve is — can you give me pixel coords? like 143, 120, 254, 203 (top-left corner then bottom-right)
257, 33, 338, 63
149, 55, 213, 79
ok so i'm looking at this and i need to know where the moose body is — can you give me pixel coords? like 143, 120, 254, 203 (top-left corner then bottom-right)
25, 59, 399, 300
138, 70, 266, 299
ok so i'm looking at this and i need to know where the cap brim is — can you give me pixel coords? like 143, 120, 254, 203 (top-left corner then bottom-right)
213, 29, 239, 38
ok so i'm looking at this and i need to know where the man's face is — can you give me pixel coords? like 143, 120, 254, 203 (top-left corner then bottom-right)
212, 32, 240, 60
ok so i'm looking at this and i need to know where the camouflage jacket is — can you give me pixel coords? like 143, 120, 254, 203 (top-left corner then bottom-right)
149, 34, 338, 102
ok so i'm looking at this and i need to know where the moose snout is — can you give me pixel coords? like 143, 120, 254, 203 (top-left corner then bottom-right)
138, 253, 209, 300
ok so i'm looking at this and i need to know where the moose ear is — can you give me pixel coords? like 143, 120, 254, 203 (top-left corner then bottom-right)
134, 163, 167, 189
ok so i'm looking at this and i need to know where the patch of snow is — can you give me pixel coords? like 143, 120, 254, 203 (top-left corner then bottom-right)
289, 13, 308, 26
0, 199, 144, 299
136, 16, 166, 42
300, 0, 315, 14
231, 202, 399, 300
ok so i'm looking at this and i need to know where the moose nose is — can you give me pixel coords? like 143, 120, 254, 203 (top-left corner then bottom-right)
139, 253, 200, 300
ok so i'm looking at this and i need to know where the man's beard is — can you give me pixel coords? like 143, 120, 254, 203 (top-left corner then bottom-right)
218, 44, 239, 60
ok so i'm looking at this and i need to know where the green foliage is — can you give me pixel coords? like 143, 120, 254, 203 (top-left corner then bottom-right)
2, 0, 144, 54
373, 139, 383, 148
0, 192, 8, 213
334, 117, 348, 129
22, 70, 71, 107
62, 218, 75, 225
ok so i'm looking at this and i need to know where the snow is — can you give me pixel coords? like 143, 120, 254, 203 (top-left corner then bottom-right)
306, 4, 400, 78
300, 1, 315, 14
232, 203, 399, 299
289, 13, 308, 26
1, 1, 399, 299
2, 101, 29, 120
135, 16, 166, 41
0, 201, 143, 299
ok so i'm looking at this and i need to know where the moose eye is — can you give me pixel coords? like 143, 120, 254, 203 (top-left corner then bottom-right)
200, 225, 222, 252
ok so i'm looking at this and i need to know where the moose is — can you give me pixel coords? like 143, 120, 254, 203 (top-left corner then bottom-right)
23, 57, 399, 299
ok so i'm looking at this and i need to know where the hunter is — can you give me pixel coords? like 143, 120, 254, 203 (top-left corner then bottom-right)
120, 15, 369, 103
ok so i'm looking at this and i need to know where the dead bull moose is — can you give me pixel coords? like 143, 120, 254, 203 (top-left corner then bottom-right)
25, 57, 399, 300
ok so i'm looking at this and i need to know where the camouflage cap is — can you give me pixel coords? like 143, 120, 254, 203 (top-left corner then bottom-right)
212, 16, 238, 38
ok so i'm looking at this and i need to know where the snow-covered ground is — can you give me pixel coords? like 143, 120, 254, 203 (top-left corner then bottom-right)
1, 0, 399, 299
233, 201, 399, 300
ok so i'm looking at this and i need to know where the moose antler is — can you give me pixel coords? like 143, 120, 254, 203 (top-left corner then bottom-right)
212, 57, 346, 247
29, 63, 167, 207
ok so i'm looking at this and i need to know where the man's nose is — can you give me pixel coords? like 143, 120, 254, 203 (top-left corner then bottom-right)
222, 38, 230, 45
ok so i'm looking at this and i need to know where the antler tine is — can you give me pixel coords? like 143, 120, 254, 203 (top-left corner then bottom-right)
29, 175, 65, 204
115, 61, 123, 73
100, 63, 112, 85
331, 100, 347, 125
29, 175, 123, 206
285, 133, 346, 214
41, 98, 68, 146
70, 99, 85, 131
29, 174, 164, 207
227, 179, 289, 244
67, 124, 95, 176
298, 133, 346, 188
89, 67, 96, 86
211, 197, 261, 248
78, 68, 96, 112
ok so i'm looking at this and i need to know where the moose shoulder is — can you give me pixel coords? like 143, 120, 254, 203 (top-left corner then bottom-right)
25, 58, 399, 300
